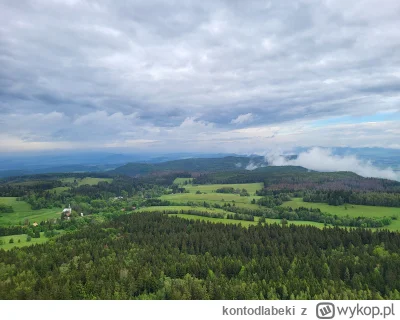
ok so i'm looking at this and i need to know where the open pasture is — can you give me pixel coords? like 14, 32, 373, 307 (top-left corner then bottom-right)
173, 178, 194, 185
282, 197, 400, 231
282, 198, 400, 219
184, 182, 264, 195
160, 192, 262, 209
60, 177, 113, 186
0, 231, 65, 250
0, 197, 61, 226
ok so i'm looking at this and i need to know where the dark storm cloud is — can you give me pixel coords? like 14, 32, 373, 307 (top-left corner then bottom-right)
0, 0, 399, 151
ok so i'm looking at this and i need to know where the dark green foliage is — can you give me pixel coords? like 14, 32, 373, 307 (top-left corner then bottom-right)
195, 171, 400, 193
222, 205, 393, 228
112, 156, 264, 176
1, 213, 400, 299
142, 199, 171, 207
215, 187, 250, 196
304, 190, 400, 207
226, 213, 254, 221
0, 204, 14, 213
257, 196, 283, 208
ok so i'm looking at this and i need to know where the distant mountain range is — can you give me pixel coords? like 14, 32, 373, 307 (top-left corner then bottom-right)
0, 147, 399, 178
111, 156, 266, 176
0, 152, 238, 178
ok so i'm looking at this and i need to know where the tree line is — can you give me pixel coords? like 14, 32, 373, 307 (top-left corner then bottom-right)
304, 190, 400, 207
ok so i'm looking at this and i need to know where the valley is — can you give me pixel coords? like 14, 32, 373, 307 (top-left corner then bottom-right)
0, 157, 400, 299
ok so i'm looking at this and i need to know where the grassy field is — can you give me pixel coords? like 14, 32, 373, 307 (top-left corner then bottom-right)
50, 186, 70, 194
60, 177, 113, 186
0, 231, 65, 250
161, 192, 262, 209
162, 182, 264, 210
184, 182, 263, 195
173, 178, 193, 185
282, 198, 400, 218
0, 197, 61, 226
282, 198, 400, 231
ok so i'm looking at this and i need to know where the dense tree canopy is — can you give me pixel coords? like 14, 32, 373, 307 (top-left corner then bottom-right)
1, 213, 400, 300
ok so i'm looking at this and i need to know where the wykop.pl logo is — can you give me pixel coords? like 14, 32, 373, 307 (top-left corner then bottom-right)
316, 303, 335, 319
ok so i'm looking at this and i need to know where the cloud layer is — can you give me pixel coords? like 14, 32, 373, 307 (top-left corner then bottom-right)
266, 148, 400, 181
0, 0, 399, 152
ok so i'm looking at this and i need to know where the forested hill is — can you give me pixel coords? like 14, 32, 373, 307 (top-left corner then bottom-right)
112, 156, 267, 176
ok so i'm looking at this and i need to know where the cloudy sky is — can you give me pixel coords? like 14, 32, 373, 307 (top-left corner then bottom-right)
1, 0, 400, 154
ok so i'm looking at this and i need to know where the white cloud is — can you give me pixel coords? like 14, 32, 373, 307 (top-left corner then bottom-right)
266, 147, 400, 181
245, 162, 258, 170
0, 0, 399, 153
231, 113, 253, 124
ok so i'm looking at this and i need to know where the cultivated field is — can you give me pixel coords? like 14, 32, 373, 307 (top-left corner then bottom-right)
0, 197, 61, 226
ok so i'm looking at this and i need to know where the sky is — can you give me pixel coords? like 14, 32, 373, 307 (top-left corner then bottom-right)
1, 0, 400, 154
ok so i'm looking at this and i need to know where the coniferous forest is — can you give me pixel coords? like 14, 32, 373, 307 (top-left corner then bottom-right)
1, 212, 400, 300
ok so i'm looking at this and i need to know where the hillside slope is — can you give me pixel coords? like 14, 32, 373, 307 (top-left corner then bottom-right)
112, 156, 266, 176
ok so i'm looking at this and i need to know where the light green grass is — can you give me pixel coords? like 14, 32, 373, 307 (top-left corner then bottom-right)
162, 183, 264, 210
0, 230, 65, 250
0, 197, 61, 226
173, 178, 193, 185
185, 183, 263, 195
60, 177, 76, 184
60, 177, 113, 186
282, 198, 400, 231
50, 186, 70, 194
78, 177, 112, 186
282, 198, 400, 219
0, 232, 48, 250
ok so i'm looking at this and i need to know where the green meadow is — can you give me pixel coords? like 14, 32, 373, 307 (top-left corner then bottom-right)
0, 197, 61, 226
0, 231, 65, 250
161, 192, 261, 204
50, 186, 70, 194
161, 182, 264, 209
173, 178, 194, 185
51, 177, 113, 194
155, 183, 400, 231
282, 198, 400, 231
184, 182, 264, 195
60, 177, 113, 186
282, 198, 400, 219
